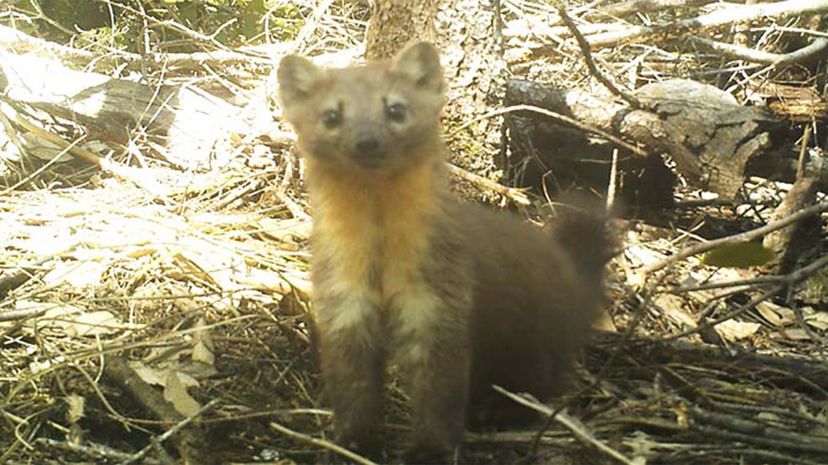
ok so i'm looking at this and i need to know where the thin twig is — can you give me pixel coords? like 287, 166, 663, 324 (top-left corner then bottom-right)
493, 386, 638, 465
558, 7, 641, 108
120, 399, 220, 465
447, 164, 531, 206
665, 284, 786, 341
269, 421, 380, 465
586, 0, 828, 49
796, 125, 812, 180
672, 274, 787, 293
666, 253, 828, 340
642, 200, 828, 274
448, 104, 648, 157
691, 36, 828, 67
293, 0, 336, 54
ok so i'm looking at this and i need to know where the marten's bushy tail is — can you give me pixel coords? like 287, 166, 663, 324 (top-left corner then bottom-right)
551, 193, 617, 289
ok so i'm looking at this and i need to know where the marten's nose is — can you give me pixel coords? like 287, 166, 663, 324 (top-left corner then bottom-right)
355, 137, 380, 154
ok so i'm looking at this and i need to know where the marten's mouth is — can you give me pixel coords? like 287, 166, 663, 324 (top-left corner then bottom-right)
352, 152, 384, 169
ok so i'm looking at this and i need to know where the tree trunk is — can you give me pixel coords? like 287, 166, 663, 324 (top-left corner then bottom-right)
365, 0, 439, 60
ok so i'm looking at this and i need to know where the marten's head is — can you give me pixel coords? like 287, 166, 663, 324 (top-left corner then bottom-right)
278, 42, 445, 173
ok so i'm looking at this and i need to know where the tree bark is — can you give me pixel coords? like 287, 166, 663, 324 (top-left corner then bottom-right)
365, 0, 439, 60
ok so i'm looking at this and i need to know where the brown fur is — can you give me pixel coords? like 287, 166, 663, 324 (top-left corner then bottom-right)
278, 43, 610, 463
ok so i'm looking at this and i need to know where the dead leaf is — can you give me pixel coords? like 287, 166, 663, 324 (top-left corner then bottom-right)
176, 361, 218, 379
756, 301, 795, 327
130, 361, 203, 387
654, 294, 695, 328
804, 309, 828, 330
192, 318, 215, 366
164, 371, 201, 417
780, 328, 811, 341
714, 320, 761, 342
129, 361, 167, 387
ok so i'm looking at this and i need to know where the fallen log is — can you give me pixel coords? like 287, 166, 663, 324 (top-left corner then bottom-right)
505, 78, 827, 202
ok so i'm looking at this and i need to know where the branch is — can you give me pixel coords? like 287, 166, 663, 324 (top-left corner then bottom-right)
447, 164, 531, 206
450, 102, 649, 158
597, 0, 717, 19
493, 386, 638, 465
586, 0, 828, 49
0, 24, 273, 67
691, 36, 828, 66
269, 421, 380, 465
557, 7, 641, 108
642, 200, 828, 274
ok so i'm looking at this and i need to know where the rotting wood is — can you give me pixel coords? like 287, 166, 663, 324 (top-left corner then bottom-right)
505, 78, 828, 199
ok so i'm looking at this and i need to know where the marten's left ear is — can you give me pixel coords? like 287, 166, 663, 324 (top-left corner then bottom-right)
390, 42, 444, 93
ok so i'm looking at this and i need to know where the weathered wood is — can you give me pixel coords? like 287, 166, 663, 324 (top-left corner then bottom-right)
504, 78, 820, 199
0, 48, 251, 170
584, 0, 828, 49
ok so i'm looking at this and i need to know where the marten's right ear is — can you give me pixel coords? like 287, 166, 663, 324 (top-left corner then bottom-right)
278, 55, 323, 107
390, 42, 444, 94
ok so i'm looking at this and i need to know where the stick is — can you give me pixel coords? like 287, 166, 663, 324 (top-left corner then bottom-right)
493, 386, 639, 465
666, 253, 828, 340
642, 200, 828, 274
597, 0, 717, 19
447, 164, 531, 206
448, 104, 648, 158
34, 438, 161, 465
796, 124, 812, 180
691, 36, 828, 67
558, 7, 641, 108
606, 148, 619, 213
120, 399, 220, 465
586, 0, 828, 49
269, 421, 380, 465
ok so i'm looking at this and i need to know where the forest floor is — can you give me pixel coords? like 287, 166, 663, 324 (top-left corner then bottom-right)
1, 1, 828, 464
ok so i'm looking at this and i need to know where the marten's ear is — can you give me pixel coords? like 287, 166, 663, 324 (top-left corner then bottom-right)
390, 42, 444, 93
278, 55, 323, 107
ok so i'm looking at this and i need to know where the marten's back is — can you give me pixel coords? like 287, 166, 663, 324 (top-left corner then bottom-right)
458, 202, 610, 408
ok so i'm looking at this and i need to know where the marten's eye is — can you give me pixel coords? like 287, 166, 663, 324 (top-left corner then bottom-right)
386, 102, 407, 122
321, 108, 342, 128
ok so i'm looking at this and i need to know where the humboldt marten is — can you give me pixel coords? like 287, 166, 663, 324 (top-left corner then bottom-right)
277, 42, 611, 463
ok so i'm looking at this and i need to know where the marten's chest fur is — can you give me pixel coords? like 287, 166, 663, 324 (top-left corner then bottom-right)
306, 157, 446, 305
